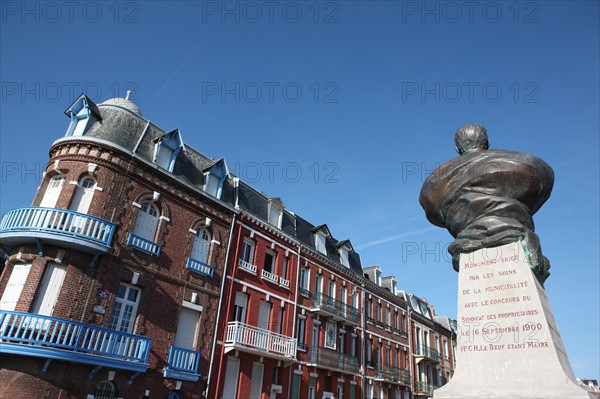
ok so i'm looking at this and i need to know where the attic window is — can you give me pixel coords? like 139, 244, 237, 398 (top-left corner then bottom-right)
375, 269, 382, 286
153, 129, 184, 173
315, 232, 327, 255
64, 94, 101, 137
203, 159, 229, 200
268, 199, 284, 229
339, 247, 349, 267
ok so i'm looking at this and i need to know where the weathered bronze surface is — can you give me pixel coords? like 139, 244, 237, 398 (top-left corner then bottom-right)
419, 124, 554, 284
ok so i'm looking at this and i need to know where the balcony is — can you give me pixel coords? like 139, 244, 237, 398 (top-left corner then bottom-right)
415, 381, 434, 396
308, 346, 359, 374
310, 293, 359, 326
238, 259, 257, 274
126, 233, 161, 256
415, 344, 440, 364
0, 311, 150, 372
378, 365, 411, 385
225, 321, 296, 361
279, 277, 290, 289
261, 269, 279, 284
0, 207, 115, 254
163, 345, 201, 382
185, 257, 214, 277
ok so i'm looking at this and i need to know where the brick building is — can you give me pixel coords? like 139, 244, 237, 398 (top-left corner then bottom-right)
0, 94, 456, 399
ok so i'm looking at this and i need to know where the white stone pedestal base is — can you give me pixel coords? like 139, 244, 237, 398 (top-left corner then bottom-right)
433, 241, 594, 399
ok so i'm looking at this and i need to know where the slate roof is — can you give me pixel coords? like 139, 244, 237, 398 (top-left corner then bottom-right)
68, 95, 364, 276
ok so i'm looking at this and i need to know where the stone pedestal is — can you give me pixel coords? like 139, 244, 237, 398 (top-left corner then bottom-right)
434, 241, 594, 399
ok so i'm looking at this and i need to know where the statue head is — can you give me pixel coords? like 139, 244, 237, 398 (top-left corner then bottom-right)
455, 123, 489, 155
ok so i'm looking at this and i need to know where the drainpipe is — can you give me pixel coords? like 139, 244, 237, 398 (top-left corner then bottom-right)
287, 242, 302, 399
210, 212, 243, 399
206, 212, 239, 399
408, 308, 414, 398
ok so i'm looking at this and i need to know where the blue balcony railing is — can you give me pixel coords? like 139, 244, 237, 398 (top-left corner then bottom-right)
163, 345, 201, 382
0, 207, 115, 253
127, 232, 161, 256
185, 257, 214, 277
0, 311, 150, 372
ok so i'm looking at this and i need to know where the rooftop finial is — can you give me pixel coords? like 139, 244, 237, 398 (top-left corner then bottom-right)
125, 90, 132, 100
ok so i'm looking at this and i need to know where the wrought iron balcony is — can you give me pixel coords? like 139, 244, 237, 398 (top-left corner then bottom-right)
126, 232, 161, 256
415, 344, 440, 363
0, 207, 115, 253
308, 346, 359, 374
238, 259, 257, 274
163, 345, 201, 382
0, 311, 150, 372
310, 292, 359, 325
299, 287, 311, 297
185, 257, 214, 277
415, 381, 434, 395
380, 365, 411, 385
225, 321, 296, 360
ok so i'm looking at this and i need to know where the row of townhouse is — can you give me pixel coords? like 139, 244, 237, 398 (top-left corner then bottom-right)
0, 94, 457, 399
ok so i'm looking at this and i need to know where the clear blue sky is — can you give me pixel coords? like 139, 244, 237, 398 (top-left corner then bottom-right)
1, 0, 598, 379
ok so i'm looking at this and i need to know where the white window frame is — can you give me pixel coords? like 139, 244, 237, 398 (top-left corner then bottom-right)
133, 201, 160, 242
108, 283, 141, 334
191, 228, 211, 264
0, 263, 32, 311
40, 175, 65, 208
300, 268, 310, 291
241, 238, 255, 264
315, 232, 327, 254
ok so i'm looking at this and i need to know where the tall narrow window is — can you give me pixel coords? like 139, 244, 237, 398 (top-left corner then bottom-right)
327, 280, 335, 299
174, 307, 200, 350
241, 239, 255, 264
258, 300, 271, 330
315, 232, 327, 254
191, 228, 211, 264
40, 176, 65, 208
300, 268, 309, 291
339, 247, 349, 267
249, 362, 264, 399
233, 292, 248, 323
69, 177, 96, 214
264, 249, 276, 273
133, 202, 160, 242
204, 174, 219, 197
296, 316, 306, 348
223, 358, 240, 399
281, 257, 288, 281
108, 284, 141, 333
32, 263, 67, 316
315, 274, 323, 294
0, 263, 32, 311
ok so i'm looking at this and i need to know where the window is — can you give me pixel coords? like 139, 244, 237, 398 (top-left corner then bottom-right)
153, 129, 183, 173
40, 175, 65, 208
204, 174, 219, 197
233, 292, 248, 323
386, 307, 391, 325
352, 291, 359, 310
444, 338, 450, 360
264, 249, 276, 273
223, 358, 240, 399
258, 300, 271, 330
315, 274, 323, 294
296, 316, 306, 348
340, 286, 347, 306
339, 246, 349, 267
69, 176, 96, 214
93, 380, 118, 399
300, 268, 309, 291
350, 334, 357, 357
327, 280, 335, 299
108, 284, 141, 334
315, 232, 327, 254
366, 299, 372, 319
376, 303, 382, 322
337, 383, 343, 399
268, 199, 283, 228
174, 306, 200, 350
281, 257, 288, 281
366, 339, 372, 364
393, 311, 398, 329
65, 95, 100, 137
133, 201, 160, 242
191, 228, 211, 264
0, 263, 32, 311
325, 321, 336, 349
32, 263, 67, 317
249, 362, 264, 399
241, 239, 255, 264
375, 269, 382, 285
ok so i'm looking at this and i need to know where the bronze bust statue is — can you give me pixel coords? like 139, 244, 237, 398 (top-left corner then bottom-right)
419, 123, 554, 284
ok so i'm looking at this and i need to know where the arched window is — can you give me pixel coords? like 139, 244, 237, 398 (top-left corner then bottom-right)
69, 176, 96, 214
133, 201, 160, 242
190, 228, 211, 264
39, 175, 65, 208
93, 380, 118, 399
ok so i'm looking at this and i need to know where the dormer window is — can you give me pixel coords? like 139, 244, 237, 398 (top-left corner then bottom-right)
153, 129, 184, 172
315, 232, 327, 254
268, 198, 284, 228
203, 158, 229, 199
64, 94, 102, 137
375, 269, 382, 286
337, 240, 353, 268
